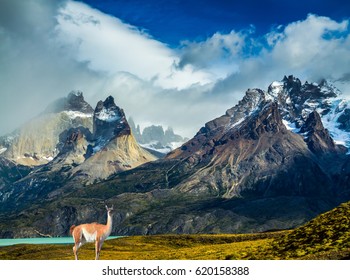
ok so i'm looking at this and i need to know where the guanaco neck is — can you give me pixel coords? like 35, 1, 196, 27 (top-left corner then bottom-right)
105, 212, 113, 236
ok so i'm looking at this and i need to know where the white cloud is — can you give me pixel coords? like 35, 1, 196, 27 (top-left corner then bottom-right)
268, 14, 349, 75
179, 31, 245, 66
206, 14, 350, 98
55, 1, 213, 89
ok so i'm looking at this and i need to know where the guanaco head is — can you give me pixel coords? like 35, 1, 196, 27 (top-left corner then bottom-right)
105, 205, 114, 216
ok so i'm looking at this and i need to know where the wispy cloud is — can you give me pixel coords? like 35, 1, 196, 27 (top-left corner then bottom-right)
176, 30, 250, 78
55, 1, 213, 89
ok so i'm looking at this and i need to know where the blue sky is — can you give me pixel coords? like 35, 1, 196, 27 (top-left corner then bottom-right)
80, 0, 350, 45
0, 0, 350, 137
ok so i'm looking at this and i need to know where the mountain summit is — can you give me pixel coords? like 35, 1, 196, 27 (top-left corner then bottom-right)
45, 90, 94, 114
93, 96, 130, 141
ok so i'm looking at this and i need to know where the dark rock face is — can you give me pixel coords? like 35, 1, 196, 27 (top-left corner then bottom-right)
142, 125, 165, 143
300, 111, 344, 155
167, 101, 333, 199
57, 127, 93, 155
140, 125, 184, 145
0, 157, 32, 190
93, 96, 130, 140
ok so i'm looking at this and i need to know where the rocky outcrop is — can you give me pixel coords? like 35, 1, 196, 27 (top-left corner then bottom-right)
93, 96, 130, 140
73, 134, 156, 183
74, 96, 156, 183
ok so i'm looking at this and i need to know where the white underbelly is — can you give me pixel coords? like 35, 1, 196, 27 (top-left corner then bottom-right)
82, 228, 97, 243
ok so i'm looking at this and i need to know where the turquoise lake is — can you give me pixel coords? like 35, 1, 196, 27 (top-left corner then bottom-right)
0, 236, 121, 247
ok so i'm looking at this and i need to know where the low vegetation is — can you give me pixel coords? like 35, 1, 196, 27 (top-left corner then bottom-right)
267, 201, 350, 259
1, 201, 349, 260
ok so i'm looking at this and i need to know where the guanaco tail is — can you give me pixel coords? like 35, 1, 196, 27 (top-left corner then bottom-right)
70, 205, 114, 260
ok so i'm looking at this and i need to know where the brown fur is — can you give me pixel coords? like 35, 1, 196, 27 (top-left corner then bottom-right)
69, 225, 76, 235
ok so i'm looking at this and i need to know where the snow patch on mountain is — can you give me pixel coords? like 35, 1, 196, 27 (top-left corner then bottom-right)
282, 119, 299, 133
320, 98, 350, 147
95, 108, 121, 122
265, 77, 350, 149
63, 111, 93, 119
140, 141, 184, 154
266, 81, 284, 100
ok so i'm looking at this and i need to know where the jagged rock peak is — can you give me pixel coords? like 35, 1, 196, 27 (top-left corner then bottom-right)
45, 90, 94, 114
94, 96, 123, 123
267, 75, 339, 102
300, 111, 325, 134
241, 101, 286, 140
282, 74, 302, 87
93, 95, 130, 139
68, 90, 83, 98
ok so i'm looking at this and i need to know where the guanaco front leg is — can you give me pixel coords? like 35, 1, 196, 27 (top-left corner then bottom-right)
95, 240, 104, 260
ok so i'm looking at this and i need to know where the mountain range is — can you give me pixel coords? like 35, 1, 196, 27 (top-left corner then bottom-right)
128, 118, 188, 157
0, 75, 350, 238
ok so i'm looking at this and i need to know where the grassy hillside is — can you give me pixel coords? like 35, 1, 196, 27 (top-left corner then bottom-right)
1, 201, 349, 260
267, 200, 350, 259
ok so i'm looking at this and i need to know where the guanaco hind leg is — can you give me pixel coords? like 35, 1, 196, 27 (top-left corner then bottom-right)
72, 227, 84, 260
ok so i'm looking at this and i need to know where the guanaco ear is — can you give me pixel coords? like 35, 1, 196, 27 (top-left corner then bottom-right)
105, 205, 114, 211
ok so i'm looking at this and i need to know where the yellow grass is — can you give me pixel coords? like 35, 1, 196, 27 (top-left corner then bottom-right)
0, 233, 275, 260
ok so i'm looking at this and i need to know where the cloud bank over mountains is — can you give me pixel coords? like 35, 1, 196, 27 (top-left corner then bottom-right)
0, 0, 349, 137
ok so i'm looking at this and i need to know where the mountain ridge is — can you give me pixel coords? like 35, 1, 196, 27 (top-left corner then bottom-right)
1, 75, 350, 238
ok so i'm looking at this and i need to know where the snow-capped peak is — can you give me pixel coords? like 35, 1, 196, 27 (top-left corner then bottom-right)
266, 81, 284, 101
266, 77, 350, 149
319, 79, 342, 97
224, 76, 350, 150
